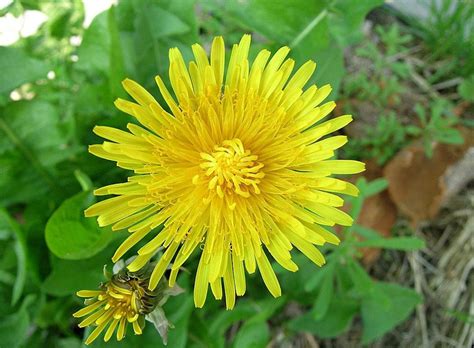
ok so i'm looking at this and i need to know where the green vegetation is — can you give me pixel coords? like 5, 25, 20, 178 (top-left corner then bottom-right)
0, 0, 472, 347
342, 22, 466, 164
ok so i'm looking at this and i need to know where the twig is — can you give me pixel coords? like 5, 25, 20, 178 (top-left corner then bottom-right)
458, 300, 474, 347
303, 333, 320, 348
385, 45, 424, 63
432, 77, 463, 90
417, 256, 440, 276
438, 217, 473, 270
406, 59, 441, 99
409, 250, 430, 348
433, 224, 454, 252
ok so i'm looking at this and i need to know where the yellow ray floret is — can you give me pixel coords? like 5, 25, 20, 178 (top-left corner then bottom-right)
85, 34, 365, 309
74, 276, 154, 344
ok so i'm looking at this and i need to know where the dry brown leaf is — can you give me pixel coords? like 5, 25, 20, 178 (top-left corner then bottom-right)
383, 127, 474, 226
354, 160, 397, 266
359, 190, 398, 266
452, 101, 471, 117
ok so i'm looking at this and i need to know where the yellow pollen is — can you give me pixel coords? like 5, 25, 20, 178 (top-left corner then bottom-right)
198, 139, 264, 198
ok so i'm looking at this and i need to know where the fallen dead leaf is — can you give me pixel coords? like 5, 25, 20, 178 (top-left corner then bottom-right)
359, 190, 398, 266
452, 100, 471, 118
383, 127, 474, 226
355, 160, 397, 266
335, 161, 396, 266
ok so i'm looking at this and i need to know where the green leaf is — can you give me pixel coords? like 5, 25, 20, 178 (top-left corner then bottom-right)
0, 46, 49, 97
303, 263, 328, 292
278, 253, 328, 301
76, 12, 110, 74
140, 6, 190, 38
42, 250, 111, 296
225, 0, 326, 43
345, 177, 367, 224
362, 178, 388, 197
45, 191, 113, 260
0, 295, 34, 348
347, 259, 374, 295
208, 301, 263, 340
0, 100, 74, 206
290, 9, 328, 47
0, 1, 24, 16
232, 321, 269, 348
328, 0, 384, 46
130, 1, 198, 88
214, 297, 285, 347
162, 292, 194, 348
35, 297, 76, 330
0, 209, 27, 305
354, 236, 426, 251
223, 0, 366, 97
108, 5, 126, 100
163, 0, 198, 32
307, 44, 345, 99
0, 307, 29, 347
56, 338, 83, 348
445, 309, 474, 324
288, 296, 358, 338
361, 282, 422, 343
229, 0, 345, 95
248, 296, 286, 323
312, 263, 334, 320
352, 224, 381, 239
435, 128, 464, 145
0, 270, 15, 285
42, 0, 85, 39
458, 75, 474, 102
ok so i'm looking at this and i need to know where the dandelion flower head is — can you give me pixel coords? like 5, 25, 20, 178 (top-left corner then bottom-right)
73, 268, 160, 344
85, 34, 365, 309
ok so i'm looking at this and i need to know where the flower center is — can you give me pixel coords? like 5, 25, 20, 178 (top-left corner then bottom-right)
196, 139, 264, 199
104, 272, 159, 316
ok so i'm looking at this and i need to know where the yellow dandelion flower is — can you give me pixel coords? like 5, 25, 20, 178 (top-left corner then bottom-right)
85, 34, 365, 309
73, 267, 161, 345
